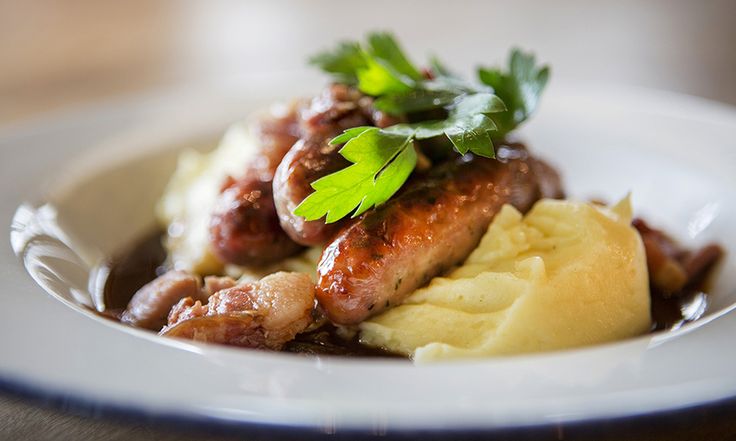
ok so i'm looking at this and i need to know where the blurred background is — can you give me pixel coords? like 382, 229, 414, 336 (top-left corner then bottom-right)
1, 0, 736, 125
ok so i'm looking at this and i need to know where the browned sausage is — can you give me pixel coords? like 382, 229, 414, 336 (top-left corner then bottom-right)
121, 271, 206, 330
273, 84, 368, 246
299, 84, 373, 136
211, 84, 402, 260
529, 157, 565, 199
210, 177, 304, 266
272, 136, 351, 245
316, 145, 563, 325
209, 105, 305, 266
273, 84, 403, 246
248, 104, 305, 179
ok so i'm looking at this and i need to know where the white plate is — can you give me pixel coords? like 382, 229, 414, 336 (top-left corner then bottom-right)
2, 74, 736, 436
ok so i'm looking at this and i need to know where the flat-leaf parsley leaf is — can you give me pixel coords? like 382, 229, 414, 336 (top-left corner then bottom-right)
297, 33, 549, 223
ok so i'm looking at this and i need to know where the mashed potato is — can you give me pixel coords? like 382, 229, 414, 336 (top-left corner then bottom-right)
360, 197, 651, 363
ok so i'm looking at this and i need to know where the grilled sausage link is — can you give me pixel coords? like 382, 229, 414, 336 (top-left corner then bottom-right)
273, 83, 403, 246
248, 104, 306, 179
316, 145, 563, 325
272, 136, 350, 245
209, 106, 304, 266
210, 177, 304, 266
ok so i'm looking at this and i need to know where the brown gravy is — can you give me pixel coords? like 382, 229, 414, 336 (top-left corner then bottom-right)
101, 231, 718, 358
100, 230, 401, 357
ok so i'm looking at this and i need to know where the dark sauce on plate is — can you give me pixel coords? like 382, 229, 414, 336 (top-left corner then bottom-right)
100, 230, 401, 357
101, 230, 168, 318
100, 230, 720, 357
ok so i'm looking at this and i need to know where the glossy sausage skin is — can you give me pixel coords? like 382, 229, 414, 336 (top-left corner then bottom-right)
209, 106, 304, 266
210, 83, 399, 261
273, 84, 403, 246
120, 271, 205, 330
273, 85, 365, 246
273, 136, 350, 245
249, 105, 305, 179
316, 145, 562, 325
210, 177, 304, 266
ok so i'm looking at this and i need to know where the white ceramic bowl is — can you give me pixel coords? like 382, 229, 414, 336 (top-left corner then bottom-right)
3, 74, 736, 436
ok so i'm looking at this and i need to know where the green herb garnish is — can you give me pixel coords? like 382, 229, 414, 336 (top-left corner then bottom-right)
295, 32, 549, 223
478, 49, 550, 138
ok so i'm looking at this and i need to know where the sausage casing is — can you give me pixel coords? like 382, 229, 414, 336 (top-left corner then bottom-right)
316, 146, 561, 324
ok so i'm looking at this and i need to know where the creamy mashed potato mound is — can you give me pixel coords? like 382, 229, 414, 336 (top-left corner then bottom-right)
360, 197, 651, 362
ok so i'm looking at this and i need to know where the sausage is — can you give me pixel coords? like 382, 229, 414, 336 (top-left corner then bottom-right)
273, 84, 403, 246
316, 145, 562, 325
273, 84, 367, 246
273, 136, 351, 245
248, 103, 305, 179
209, 105, 305, 266
121, 271, 206, 330
211, 83, 404, 260
209, 177, 304, 266
529, 157, 565, 199
299, 84, 373, 136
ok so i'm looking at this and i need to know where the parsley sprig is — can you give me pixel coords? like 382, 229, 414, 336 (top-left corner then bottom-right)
294, 32, 549, 223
